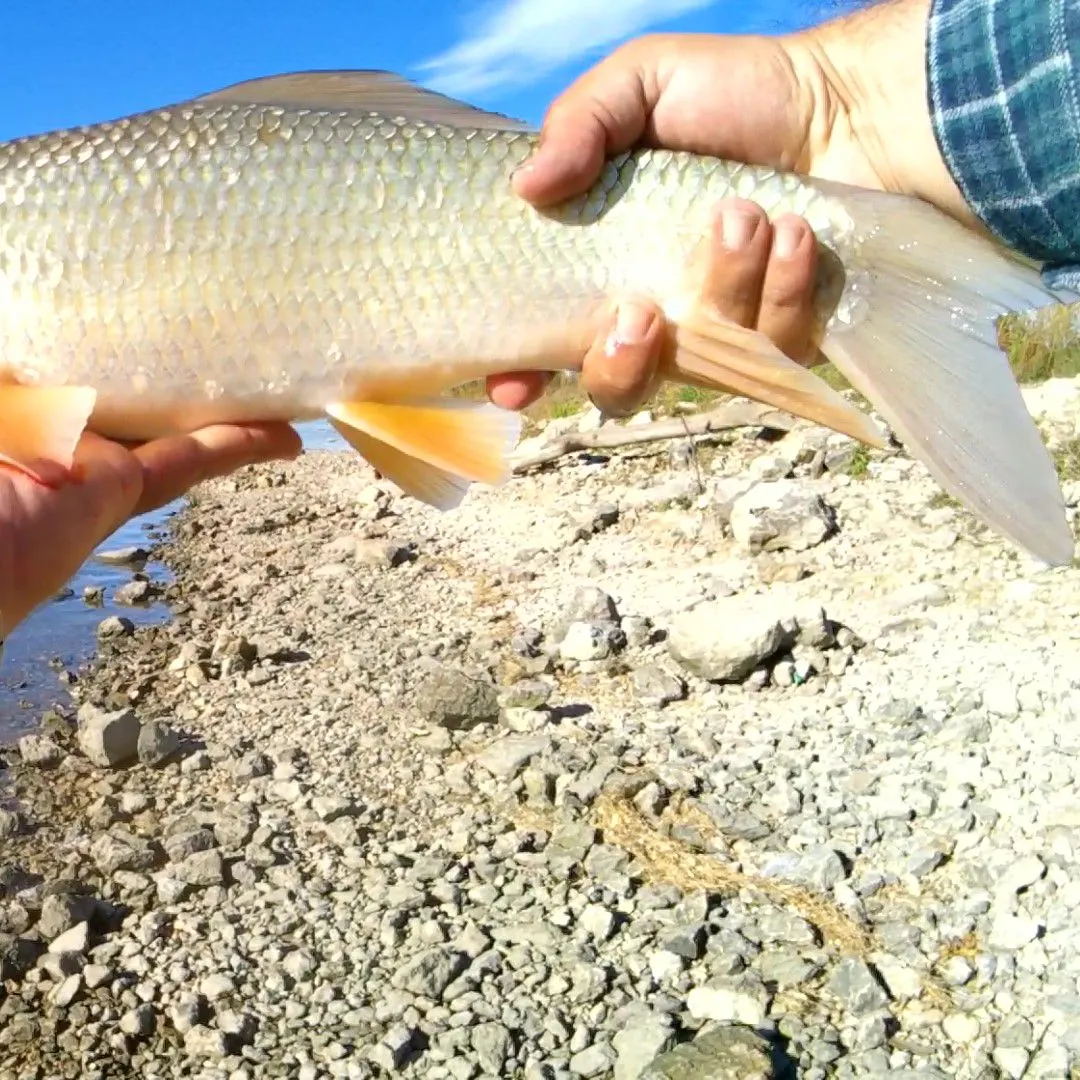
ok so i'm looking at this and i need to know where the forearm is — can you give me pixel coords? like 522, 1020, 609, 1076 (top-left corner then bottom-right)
790, 0, 1080, 280
787, 0, 978, 225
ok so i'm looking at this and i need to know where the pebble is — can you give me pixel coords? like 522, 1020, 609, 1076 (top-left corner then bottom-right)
686, 983, 769, 1025
989, 913, 1043, 951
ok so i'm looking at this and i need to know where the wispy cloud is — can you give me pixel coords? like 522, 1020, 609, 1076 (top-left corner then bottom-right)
417, 0, 716, 98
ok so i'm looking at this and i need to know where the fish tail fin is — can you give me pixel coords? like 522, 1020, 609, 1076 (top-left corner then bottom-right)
660, 302, 889, 448
326, 397, 522, 511
814, 185, 1074, 566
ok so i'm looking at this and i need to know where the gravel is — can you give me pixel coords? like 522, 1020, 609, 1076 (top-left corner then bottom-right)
2, 380, 1080, 1078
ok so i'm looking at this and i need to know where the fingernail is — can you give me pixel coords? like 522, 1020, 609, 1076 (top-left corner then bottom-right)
774, 219, 804, 259
605, 302, 653, 356
720, 207, 758, 251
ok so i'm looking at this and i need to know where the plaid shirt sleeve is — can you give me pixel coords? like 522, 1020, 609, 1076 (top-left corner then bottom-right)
926, 0, 1080, 292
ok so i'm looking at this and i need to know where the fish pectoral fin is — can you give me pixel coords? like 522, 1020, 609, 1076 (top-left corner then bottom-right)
0, 384, 98, 486
664, 301, 887, 448
325, 397, 524, 510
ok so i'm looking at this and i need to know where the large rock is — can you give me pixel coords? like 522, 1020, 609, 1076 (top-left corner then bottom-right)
729, 480, 835, 552
137, 719, 182, 766
76, 705, 141, 768
667, 596, 795, 683
641, 1023, 778, 1079
414, 665, 500, 730
17, 734, 65, 768
548, 585, 622, 645
90, 829, 158, 875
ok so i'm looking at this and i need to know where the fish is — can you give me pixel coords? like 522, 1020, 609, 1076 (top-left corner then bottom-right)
0, 69, 1074, 565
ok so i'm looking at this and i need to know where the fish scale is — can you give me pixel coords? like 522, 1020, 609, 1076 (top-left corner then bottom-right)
0, 69, 1072, 565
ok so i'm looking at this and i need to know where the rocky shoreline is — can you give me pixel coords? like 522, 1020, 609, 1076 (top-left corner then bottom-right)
2, 382, 1080, 1080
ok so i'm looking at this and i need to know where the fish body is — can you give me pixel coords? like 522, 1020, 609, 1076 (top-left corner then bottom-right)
0, 70, 1073, 564
0, 90, 857, 437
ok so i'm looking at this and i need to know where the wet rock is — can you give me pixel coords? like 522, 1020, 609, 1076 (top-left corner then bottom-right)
96, 546, 149, 567
96, 615, 135, 641
114, 579, 156, 606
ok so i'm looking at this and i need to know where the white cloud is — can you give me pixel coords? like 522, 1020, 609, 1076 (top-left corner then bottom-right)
417, 0, 716, 98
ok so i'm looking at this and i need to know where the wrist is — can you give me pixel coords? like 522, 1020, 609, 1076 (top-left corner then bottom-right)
785, 0, 978, 227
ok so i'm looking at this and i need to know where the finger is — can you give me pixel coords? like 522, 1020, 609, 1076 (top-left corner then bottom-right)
131, 422, 301, 517
511, 48, 654, 207
579, 299, 662, 416
701, 199, 773, 328
758, 214, 819, 363
69, 433, 147, 541
486, 372, 554, 411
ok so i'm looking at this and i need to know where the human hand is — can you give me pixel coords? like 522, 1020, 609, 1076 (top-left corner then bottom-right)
0, 423, 301, 634
487, 0, 966, 415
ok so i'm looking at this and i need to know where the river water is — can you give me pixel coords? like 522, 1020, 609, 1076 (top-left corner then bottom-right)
0, 421, 349, 745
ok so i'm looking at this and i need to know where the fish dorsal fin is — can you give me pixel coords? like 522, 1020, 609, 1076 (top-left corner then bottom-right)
190, 70, 532, 131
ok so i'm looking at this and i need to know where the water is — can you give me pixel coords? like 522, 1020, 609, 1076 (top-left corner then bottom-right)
0, 420, 348, 745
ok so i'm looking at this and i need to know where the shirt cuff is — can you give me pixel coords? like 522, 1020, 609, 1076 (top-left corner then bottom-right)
926, 0, 1080, 274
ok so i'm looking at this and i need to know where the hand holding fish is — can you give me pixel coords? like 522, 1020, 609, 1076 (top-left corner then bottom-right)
489, 0, 974, 415
0, 424, 300, 635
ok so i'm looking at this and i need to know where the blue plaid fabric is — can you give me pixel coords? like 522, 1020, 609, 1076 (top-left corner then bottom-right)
927, 0, 1080, 292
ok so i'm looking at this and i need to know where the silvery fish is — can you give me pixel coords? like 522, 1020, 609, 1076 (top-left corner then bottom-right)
0, 70, 1072, 564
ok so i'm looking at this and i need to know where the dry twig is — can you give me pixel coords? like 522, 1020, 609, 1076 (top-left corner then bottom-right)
510, 402, 795, 473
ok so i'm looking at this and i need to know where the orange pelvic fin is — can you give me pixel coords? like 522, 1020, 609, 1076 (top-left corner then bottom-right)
325, 397, 523, 510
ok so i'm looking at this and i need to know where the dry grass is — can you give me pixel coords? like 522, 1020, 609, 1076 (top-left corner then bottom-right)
508, 793, 870, 954
502, 793, 1011, 1015
592, 794, 872, 955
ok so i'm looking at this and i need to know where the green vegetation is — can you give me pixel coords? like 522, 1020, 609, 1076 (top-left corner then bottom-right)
999, 305, 1080, 383
927, 490, 961, 512
846, 444, 871, 479
1055, 436, 1080, 482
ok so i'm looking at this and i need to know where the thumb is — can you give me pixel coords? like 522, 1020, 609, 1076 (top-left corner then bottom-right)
512, 50, 654, 208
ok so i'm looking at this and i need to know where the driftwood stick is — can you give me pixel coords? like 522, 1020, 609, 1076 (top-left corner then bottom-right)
510, 402, 796, 474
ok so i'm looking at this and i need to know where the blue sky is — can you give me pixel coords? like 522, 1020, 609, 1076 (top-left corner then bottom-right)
0, 1, 864, 141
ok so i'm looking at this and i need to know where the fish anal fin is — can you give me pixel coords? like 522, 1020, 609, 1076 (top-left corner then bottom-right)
325, 397, 523, 509
191, 70, 532, 132
662, 301, 887, 448
0, 384, 97, 486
